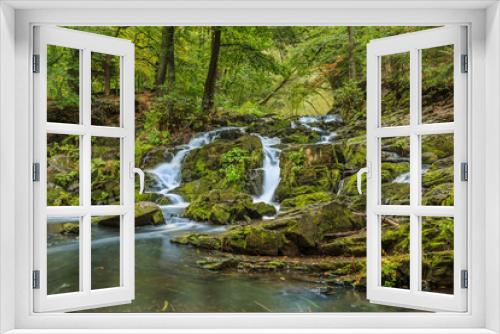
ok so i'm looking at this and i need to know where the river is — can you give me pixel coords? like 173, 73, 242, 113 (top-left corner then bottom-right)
47, 218, 406, 312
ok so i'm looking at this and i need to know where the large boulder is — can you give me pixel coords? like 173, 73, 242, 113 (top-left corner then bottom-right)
177, 134, 264, 201
275, 142, 367, 204
174, 200, 365, 255
183, 190, 276, 225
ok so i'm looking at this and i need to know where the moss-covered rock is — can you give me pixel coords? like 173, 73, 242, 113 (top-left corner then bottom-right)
280, 191, 333, 209
175, 200, 365, 255
181, 134, 262, 183
177, 135, 264, 201
183, 190, 276, 225
319, 230, 366, 256
135, 191, 172, 205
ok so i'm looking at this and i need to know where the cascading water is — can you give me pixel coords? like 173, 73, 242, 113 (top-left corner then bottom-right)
295, 115, 341, 144
253, 136, 282, 217
392, 165, 430, 184
148, 127, 243, 217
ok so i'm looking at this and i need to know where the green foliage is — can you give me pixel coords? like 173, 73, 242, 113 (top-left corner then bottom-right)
332, 80, 364, 121
220, 147, 250, 184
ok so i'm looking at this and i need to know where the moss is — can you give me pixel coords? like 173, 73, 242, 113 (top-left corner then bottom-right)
381, 255, 410, 289
381, 183, 410, 205
177, 200, 365, 256
380, 162, 410, 183
172, 233, 223, 250
61, 222, 79, 235
183, 190, 275, 224
135, 192, 171, 205
320, 231, 366, 257
281, 192, 333, 209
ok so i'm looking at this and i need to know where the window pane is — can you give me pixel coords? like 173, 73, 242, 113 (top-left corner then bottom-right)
421, 134, 454, 206
47, 216, 80, 294
91, 216, 121, 290
421, 45, 454, 124
91, 137, 121, 205
381, 52, 410, 127
421, 217, 454, 294
47, 134, 80, 206
381, 137, 410, 205
91, 52, 121, 127
47, 45, 80, 124
381, 215, 410, 289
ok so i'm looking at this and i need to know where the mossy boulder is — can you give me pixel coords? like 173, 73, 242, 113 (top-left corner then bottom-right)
276, 141, 366, 204
94, 201, 165, 227
280, 191, 333, 209
174, 200, 365, 255
140, 146, 174, 170
135, 191, 172, 205
183, 190, 276, 225
319, 230, 366, 256
181, 134, 262, 182
177, 135, 264, 201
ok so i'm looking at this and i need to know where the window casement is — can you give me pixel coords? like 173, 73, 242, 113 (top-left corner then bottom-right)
364, 26, 468, 312
32, 26, 137, 312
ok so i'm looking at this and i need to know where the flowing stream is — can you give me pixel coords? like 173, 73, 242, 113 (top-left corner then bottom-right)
293, 115, 341, 144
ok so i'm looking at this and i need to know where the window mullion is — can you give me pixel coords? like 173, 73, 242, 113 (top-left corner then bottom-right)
409, 48, 421, 293
81, 48, 92, 293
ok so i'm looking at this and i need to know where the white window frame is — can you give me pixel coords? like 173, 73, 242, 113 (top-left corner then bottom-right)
0, 1, 499, 333
365, 26, 468, 312
32, 26, 136, 312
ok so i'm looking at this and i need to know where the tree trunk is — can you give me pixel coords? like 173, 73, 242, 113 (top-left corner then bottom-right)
165, 27, 176, 113
102, 27, 122, 96
103, 57, 111, 96
201, 26, 222, 115
347, 27, 357, 81
155, 27, 169, 90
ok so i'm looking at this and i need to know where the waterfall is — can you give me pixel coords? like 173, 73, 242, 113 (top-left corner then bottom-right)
393, 172, 411, 184
295, 115, 341, 144
392, 166, 430, 184
336, 179, 345, 196
253, 136, 282, 216
149, 127, 243, 217
150, 127, 243, 194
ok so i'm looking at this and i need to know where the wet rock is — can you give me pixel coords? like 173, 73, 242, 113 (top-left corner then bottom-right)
245, 168, 264, 196
140, 147, 174, 170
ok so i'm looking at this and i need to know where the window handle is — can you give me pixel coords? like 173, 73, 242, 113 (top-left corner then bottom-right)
130, 163, 145, 194
356, 163, 371, 195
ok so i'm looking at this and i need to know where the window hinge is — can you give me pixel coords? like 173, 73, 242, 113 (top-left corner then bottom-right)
32, 270, 40, 289
32, 162, 40, 182
461, 269, 468, 289
32, 54, 40, 73
461, 54, 468, 73
461, 162, 468, 182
